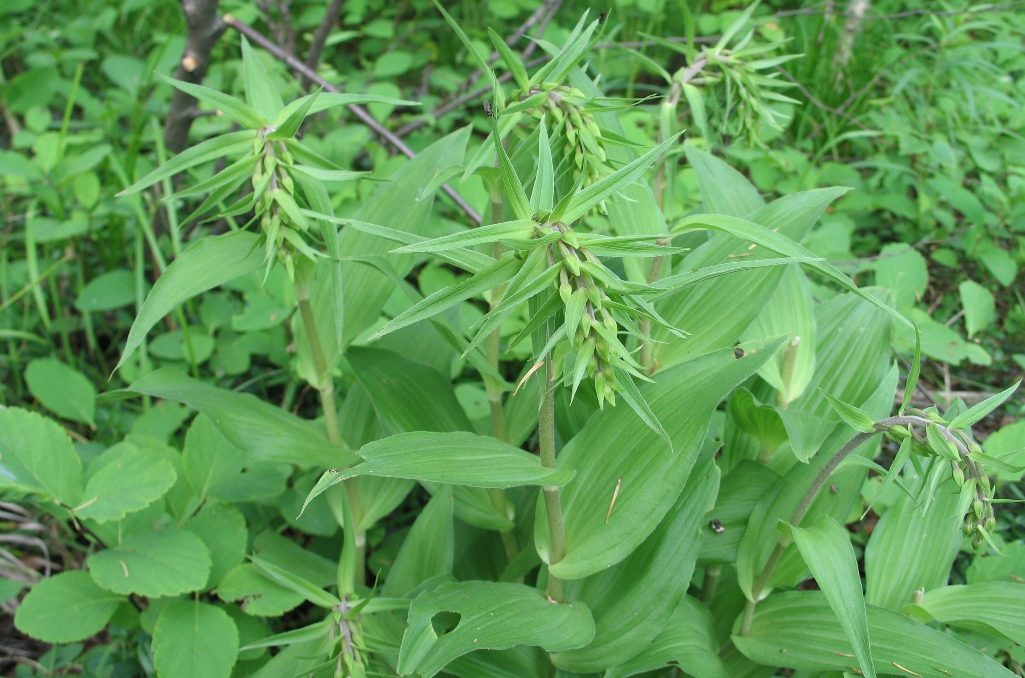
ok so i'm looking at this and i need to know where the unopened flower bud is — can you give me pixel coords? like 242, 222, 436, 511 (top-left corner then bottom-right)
951, 462, 965, 487
985, 516, 996, 533
562, 252, 581, 276
559, 282, 573, 304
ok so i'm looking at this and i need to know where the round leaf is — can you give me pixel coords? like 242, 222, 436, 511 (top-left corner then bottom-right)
25, 358, 96, 426
153, 600, 239, 678
88, 528, 211, 597
15, 571, 123, 643
76, 442, 177, 523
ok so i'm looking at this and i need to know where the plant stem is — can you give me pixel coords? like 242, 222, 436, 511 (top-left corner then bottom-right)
539, 354, 566, 602
700, 564, 722, 602
293, 262, 366, 587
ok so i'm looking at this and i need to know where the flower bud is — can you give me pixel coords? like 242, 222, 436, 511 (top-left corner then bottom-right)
973, 498, 985, 519
563, 252, 581, 276
559, 282, 573, 304
560, 228, 580, 249
963, 519, 975, 536
985, 516, 996, 533
951, 461, 965, 487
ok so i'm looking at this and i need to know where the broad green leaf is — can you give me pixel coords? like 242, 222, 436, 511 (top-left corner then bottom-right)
88, 527, 211, 597
947, 381, 1020, 430
116, 231, 264, 371
76, 442, 177, 523
654, 188, 846, 370
383, 489, 454, 597
967, 543, 1025, 584
348, 347, 512, 530
604, 596, 728, 678
186, 503, 248, 590
216, 563, 303, 617
75, 268, 136, 312
14, 571, 123, 643
684, 143, 764, 217
909, 582, 1025, 645
864, 474, 962, 610
955, 276, 996, 336
124, 369, 352, 468
0, 407, 82, 506
740, 265, 816, 404
539, 338, 783, 580
24, 358, 96, 426
727, 389, 788, 459
252, 530, 337, 589
873, 243, 928, 310
241, 36, 284, 119
397, 581, 595, 677
153, 600, 239, 678
309, 432, 573, 503
553, 133, 682, 225
117, 130, 256, 196
392, 220, 535, 254
160, 74, 267, 128
182, 415, 290, 503
820, 391, 877, 433
699, 461, 782, 564
733, 590, 1015, 678
792, 517, 876, 678
447, 647, 549, 678
553, 451, 719, 672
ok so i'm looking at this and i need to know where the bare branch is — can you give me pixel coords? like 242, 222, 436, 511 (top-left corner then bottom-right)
303, 0, 345, 88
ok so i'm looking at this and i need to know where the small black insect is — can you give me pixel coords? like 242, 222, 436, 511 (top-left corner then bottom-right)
733, 347, 745, 360
483, 99, 494, 117
709, 519, 725, 534
598, 8, 609, 24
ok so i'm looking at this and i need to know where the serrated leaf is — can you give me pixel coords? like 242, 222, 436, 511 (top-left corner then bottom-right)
153, 600, 239, 678
792, 517, 876, 678
76, 443, 177, 523
397, 581, 595, 677
186, 503, 248, 590
0, 407, 82, 506
14, 571, 123, 643
88, 528, 211, 597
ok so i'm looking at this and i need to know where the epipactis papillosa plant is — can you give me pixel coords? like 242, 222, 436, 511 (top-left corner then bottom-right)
8, 5, 1023, 678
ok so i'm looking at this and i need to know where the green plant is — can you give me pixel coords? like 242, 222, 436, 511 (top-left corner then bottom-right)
3, 3, 1025, 678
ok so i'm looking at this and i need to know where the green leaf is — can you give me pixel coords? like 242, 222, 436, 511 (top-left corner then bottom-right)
241, 36, 284, 119
373, 254, 520, 338
539, 338, 784, 580
186, 503, 248, 590
116, 231, 265, 372
0, 407, 82, 506
117, 129, 256, 196
604, 596, 728, 678
216, 563, 304, 617
910, 582, 1025, 646
75, 268, 136, 312
76, 442, 177, 523
153, 600, 239, 678
397, 581, 595, 677
123, 369, 353, 468
792, 517, 876, 678
733, 590, 1016, 678
250, 557, 339, 609
266, 89, 319, 139
699, 461, 782, 565
182, 415, 290, 503
309, 432, 574, 506
491, 117, 533, 221
900, 325, 923, 415
382, 489, 454, 597
14, 571, 123, 643
391, 220, 536, 254
488, 27, 530, 92
531, 115, 554, 213
947, 381, 1020, 430
865, 473, 961, 610
684, 142, 764, 217
820, 391, 877, 433
553, 133, 682, 225
25, 358, 96, 426
160, 74, 268, 128
88, 528, 211, 597
553, 451, 719, 672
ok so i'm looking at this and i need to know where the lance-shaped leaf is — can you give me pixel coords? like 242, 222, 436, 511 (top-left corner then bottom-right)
488, 27, 530, 92
122, 369, 353, 468
117, 130, 256, 196
241, 35, 284, 119
115, 231, 264, 371
372, 254, 521, 339
907, 582, 1025, 646
266, 89, 320, 139
160, 74, 268, 129
820, 391, 877, 433
466, 261, 562, 355
304, 432, 574, 510
531, 115, 555, 213
492, 118, 533, 221
671, 213, 908, 327
397, 581, 595, 677
537, 338, 783, 580
391, 220, 536, 254
947, 381, 1020, 430
792, 517, 876, 678
552, 133, 682, 225
733, 590, 1015, 678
